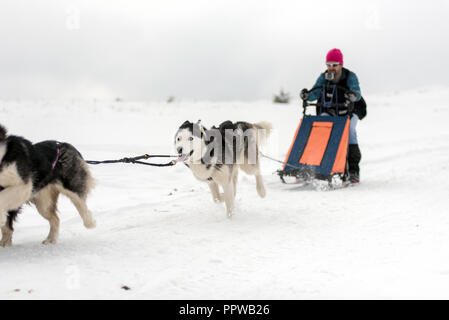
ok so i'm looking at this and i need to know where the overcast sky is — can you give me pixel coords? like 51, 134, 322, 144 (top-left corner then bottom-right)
1, 0, 448, 101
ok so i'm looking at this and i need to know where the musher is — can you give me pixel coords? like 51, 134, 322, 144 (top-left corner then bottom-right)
300, 48, 366, 183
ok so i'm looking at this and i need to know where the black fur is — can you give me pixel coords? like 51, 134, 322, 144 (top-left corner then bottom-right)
1, 135, 34, 182
178, 120, 206, 139
33, 141, 88, 196
206, 121, 254, 166
1, 137, 88, 195
177, 120, 257, 168
1, 126, 92, 231
0, 124, 6, 142
6, 209, 20, 231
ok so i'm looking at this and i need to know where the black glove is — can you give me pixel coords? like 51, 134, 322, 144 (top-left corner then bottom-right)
344, 91, 358, 102
300, 88, 309, 101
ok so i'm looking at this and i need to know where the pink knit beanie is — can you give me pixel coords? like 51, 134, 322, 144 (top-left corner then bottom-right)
326, 48, 343, 65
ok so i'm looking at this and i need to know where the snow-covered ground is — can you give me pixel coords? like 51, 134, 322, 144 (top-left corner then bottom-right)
1, 88, 449, 299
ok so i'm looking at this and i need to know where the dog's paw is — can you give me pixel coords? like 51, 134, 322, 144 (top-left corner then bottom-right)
0, 231, 13, 247
257, 186, 266, 198
42, 238, 57, 245
213, 193, 225, 203
84, 219, 96, 229
0, 239, 12, 247
226, 207, 235, 219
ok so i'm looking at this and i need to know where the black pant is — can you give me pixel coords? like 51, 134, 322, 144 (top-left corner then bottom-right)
348, 144, 361, 174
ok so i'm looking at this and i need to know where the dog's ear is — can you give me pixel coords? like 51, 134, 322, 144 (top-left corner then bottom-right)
179, 120, 192, 129
196, 120, 207, 134
0, 124, 7, 142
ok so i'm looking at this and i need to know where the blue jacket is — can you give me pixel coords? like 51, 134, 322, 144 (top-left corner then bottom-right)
308, 69, 362, 102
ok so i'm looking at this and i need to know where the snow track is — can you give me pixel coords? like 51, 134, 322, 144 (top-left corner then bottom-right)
1, 88, 449, 299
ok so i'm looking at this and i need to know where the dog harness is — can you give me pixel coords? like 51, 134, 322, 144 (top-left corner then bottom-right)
52, 147, 61, 170
0, 154, 3, 191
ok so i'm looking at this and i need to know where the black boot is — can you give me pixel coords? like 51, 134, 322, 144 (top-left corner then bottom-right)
348, 144, 361, 183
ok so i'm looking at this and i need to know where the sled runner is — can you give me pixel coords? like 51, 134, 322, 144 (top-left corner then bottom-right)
278, 85, 356, 188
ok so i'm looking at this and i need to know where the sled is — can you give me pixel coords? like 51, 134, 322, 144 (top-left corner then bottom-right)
278, 85, 355, 187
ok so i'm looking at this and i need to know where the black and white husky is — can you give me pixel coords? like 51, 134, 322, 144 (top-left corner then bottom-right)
174, 120, 272, 217
0, 125, 96, 247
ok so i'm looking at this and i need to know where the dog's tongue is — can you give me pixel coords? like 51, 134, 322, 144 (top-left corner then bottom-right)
177, 154, 188, 162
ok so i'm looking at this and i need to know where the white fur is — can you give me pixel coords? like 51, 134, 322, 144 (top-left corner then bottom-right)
175, 128, 207, 164
0, 163, 33, 247
175, 122, 271, 218
0, 163, 33, 216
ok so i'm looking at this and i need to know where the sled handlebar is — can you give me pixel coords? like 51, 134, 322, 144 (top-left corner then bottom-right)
303, 102, 354, 116
304, 84, 352, 95
301, 85, 355, 116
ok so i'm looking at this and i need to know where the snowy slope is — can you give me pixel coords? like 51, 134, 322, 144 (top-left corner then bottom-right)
1, 88, 449, 299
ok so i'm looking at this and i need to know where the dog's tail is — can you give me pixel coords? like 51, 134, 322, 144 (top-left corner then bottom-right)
0, 124, 7, 142
253, 121, 272, 146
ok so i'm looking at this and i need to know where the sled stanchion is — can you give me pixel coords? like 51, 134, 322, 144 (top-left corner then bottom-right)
86, 154, 180, 167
